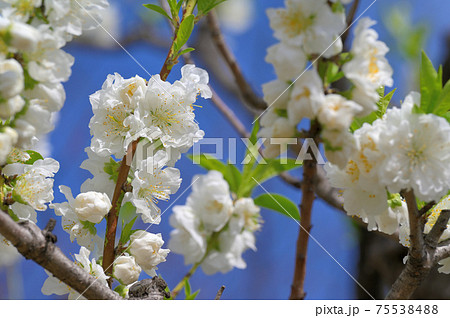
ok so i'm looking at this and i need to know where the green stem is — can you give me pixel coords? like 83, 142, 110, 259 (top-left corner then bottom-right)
159, 0, 197, 81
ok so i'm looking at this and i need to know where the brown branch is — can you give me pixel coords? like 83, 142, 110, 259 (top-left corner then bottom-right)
385, 191, 436, 300
210, 87, 250, 139
0, 211, 120, 300
342, 0, 360, 47
214, 285, 225, 300
289, 121, 320, 300
206, 11, 267, 112
426, 210, 450, 248
103, 138, 139, 283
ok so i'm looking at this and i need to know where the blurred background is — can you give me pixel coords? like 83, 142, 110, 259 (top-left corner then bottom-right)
1, 0, 450, 299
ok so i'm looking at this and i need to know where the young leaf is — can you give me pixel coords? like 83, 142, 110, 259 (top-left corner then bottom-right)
143, 4, 172, 20
179, 47, 195, 55
239, 158, 301, 197
254, 193, 300, 221
184, 278, 191, 296
226, 163, 242, 194
119, 216, 138, 245
174, 14, 195, 52
419, 51, 442, 114
433, 80, 450, 117
197, 0, 227, 16
350, 87, 396, 132
185, 290, 200, 300
24, 150, 43, 165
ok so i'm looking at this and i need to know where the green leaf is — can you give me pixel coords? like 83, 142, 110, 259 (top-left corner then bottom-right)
167, 0, 178, 17
188, 154, 242, 194
239, 158, 301, 197
419, 51, 442, 114
24, 150, 43, 165
119, 216, 138, 245
197, 0, 227, 16
185, 290, 200, 300
189, 153, 228, 174
324, 62, 342, 86
143, 4, 172, 20
174, 14, 195, 52
114, 285, 128, 298
433, 80, 450, 117
350, 87, 396, 132
254, 193, 300, 221
184, 278, 191, 296
179, 47, 195, 55
80, 220, 97, 235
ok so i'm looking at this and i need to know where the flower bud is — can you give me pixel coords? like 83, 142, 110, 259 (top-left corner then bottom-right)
129, 231, 169, 276
113, 255, 141, 285
73, 191, 111, 223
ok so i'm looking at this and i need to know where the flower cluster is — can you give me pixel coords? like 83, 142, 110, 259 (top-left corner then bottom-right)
326, 92, 450, 235
169, 171, 261, 275
260, 0, 393, 169
0, 0, 109, 270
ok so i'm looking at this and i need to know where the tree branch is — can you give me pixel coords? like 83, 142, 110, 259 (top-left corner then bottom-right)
206, 11, 267, 112
289, 122, 321, 300
0, 211, 120, 300
385, 191, 443, 299
425, 210, 450, 248
214, 285, 225, 300
342, 0, 360, 46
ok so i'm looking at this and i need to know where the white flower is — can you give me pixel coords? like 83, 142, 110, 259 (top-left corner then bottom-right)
377, 92, 450, 202
179, 64, 212, 104
168, 205, 206, 265
23, 82, 66, 112
129, 230, 170, 277
187, 171, 234, 232
317, 94, 362, 130
265, 42, 307, 81
42, 246, 108, 299
0, 16, 40, 52
140, 74, 204, 153
259, 115, 296, 158
44, 0, 109, 41
322, 129, 356, 169
130, 151, 181, 224
343, 18, 393, 115
287, 68, 324, 125
89, 73, 147, 157
267, 0, 345, 57
0, 95, 25, 119
233, 198, 261, 232
73, 191, 111, 223
80, 147, 116, 199
113, 254, 141, 285
3, 158, 59, 211
216, 0, 254, 33
201, 229, 256, 275
50, 185, 103, 251
0, 127, 18, 165
262, 79, 291, 110
0, 59, 24, 99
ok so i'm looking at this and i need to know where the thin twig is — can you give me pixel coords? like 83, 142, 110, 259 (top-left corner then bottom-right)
214, 285, 225, 300
206, 11, 267, 112
0, 211, 120, 300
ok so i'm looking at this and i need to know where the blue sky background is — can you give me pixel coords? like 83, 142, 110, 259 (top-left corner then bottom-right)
1, 0, 450, 300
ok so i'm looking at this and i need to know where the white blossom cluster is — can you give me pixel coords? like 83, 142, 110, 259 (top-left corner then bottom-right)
260, 0, 393, 168
44, 64, 212, 294
169, 171, 261, 275
326, 92, 450, 251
